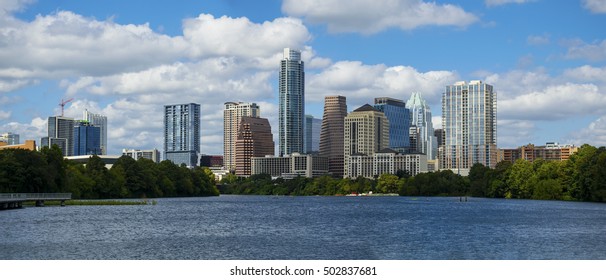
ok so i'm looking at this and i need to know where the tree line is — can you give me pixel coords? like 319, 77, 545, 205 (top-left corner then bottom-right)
0, 145, 219, 198
221, 144, 606, 202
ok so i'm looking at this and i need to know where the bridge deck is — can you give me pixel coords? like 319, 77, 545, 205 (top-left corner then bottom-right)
0, 193, 72, 210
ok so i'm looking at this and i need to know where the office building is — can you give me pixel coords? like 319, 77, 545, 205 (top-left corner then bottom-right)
251, 153, 329, 178
344, 104, 389, 177
278, 48, 305, 156
235, 116, 275, 176
406, 92, 437, 159
43, 116, 75, 156
374, 97, 410, 151
0, 132, 19, 145
345, 149, 427, 179
200, 155, 224, 167
223, 102, 260, 171
122, 148, 161, 163
83, 109, 108, 155
164, 103, 200, 167
434, 128, 444, 147
319, 95, 347, 178
441, 81, 497, 174
304, 115, 321, 154
73, 120, 102, 156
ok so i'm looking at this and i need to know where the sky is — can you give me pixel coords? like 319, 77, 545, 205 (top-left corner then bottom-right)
1, 0, 606, 156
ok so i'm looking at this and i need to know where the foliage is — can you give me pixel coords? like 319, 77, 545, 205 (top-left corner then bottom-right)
0, 147, 218, 199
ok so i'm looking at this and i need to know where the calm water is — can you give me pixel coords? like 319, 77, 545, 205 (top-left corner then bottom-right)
1, 195, 605, 260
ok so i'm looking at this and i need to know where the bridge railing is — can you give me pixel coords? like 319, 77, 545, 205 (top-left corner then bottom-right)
0, 193, 72, 200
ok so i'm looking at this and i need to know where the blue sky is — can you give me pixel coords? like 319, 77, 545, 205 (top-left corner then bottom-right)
1, 0, 606, 155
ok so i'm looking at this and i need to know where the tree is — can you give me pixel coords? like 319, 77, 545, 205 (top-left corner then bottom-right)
377, 173, 399, 193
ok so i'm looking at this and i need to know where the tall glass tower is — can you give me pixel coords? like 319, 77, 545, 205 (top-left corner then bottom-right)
304, 115, 321, 154
374, 97, 410, 151
441, 81, 497, 173
73, 120, 101, 156
83, 109, 108, 155
164, 103, 200, 167
43, 116, 75, 156
406, 92, 437, 159
279, 48, 304, 156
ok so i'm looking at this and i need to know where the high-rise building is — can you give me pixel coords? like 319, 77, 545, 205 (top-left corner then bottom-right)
224, 102, 260, 171
164, 103, 200, 167
441, 81, 497, 174
304, 115, 321, 154
43, 116, 75, 156
344, 104, 389, 177
122, 148, 161, 163
434, 128, 445, 147
319, 95, 347, 178
406, 92, 437, 159
83, 110, 108, 155
374, 97, 410, 151
0, 132, 19, 145
278, 48, 305, 156
235, 116, 275, 176
73, 120, 101, 156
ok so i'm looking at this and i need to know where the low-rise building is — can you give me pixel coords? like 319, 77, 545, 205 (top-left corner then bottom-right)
499, 142, 579, 163
0, 140, 36, 151
345, 149, 427, 179
122, 148, 161, 163
251, 153, 329, 178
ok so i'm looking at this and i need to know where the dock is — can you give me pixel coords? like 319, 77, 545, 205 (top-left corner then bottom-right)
0, 193, 72, 210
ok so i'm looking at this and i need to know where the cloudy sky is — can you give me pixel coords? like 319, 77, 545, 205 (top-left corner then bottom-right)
1, 0, 605, 155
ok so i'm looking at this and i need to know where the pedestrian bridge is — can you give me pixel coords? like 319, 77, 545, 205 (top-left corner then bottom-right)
0, 193, 72, 210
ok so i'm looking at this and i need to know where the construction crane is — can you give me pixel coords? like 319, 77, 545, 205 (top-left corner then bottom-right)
59, 98, 74, 117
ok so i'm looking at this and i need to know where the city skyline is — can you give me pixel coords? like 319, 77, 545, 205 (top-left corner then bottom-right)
1, 1, 605, 156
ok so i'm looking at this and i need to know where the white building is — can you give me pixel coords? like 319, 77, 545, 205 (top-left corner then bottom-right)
251, 153, 328, 178
406, 92, 437, 160
345, 149, 427, 179
122, 148, 161, 163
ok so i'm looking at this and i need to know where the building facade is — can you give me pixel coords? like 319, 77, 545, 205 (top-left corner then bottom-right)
223, 102, 260, 171
122, 149, 161, 163
373, 97, 410, 151
499, 142, 578, 163
164, 103, 200, 167
73, 121, 102, 156
278, 48, 305, 156
441, 81, 497, 174
345, 149, 427, 179
344, 104, 390, 177
0, 140, 36, 151
235, 116, 275, 176
199, 155, 224, 167
251, 153, 329, 178
83, 109, 108, 155
43, 116, 75, 156
304, 115, 321, 154
0, 132, 19, 145
406, 92, 437, 159
319, 95, 347, 178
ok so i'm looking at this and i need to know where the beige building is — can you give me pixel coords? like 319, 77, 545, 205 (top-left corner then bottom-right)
235, 116, 274, 176
251, 153, 329, 178
0, 140, 36, 151
346, 149, 427, 179
499, 142, 578, 163
344, 104, 389, 177
224, 102, 260, 171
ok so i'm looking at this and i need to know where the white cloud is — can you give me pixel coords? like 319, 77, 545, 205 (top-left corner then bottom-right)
485, 0, 534, 7
306, 61, 459, 106
569, 116, 606, 146
282, 0, 478, 34
0, 110, 11, 120
582, 0, 606, 13
563, 65, 606, 84
527, 35, 550, 46
497, 120, 536, 148
0, 117, 47, 141
499, 83, 606, 120
565, 39, 606, 61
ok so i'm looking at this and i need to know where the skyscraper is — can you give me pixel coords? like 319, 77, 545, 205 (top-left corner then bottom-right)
374, 97, 410, 151
319, 95, 347, 178
224, 102, 260, 171
304, 115, 321, 154
441, 81, 497, 174
235, 116, 275, 176
83, 109, 108, 155
164, 103, 200, 167
73, 120, 101, 156
406, 92, 437, 159
278, 48, 305, 156
43, 116, 75, 156
344, 104, 389, 177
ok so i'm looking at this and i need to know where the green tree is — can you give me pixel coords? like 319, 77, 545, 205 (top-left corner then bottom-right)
377, 173, 399, 193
